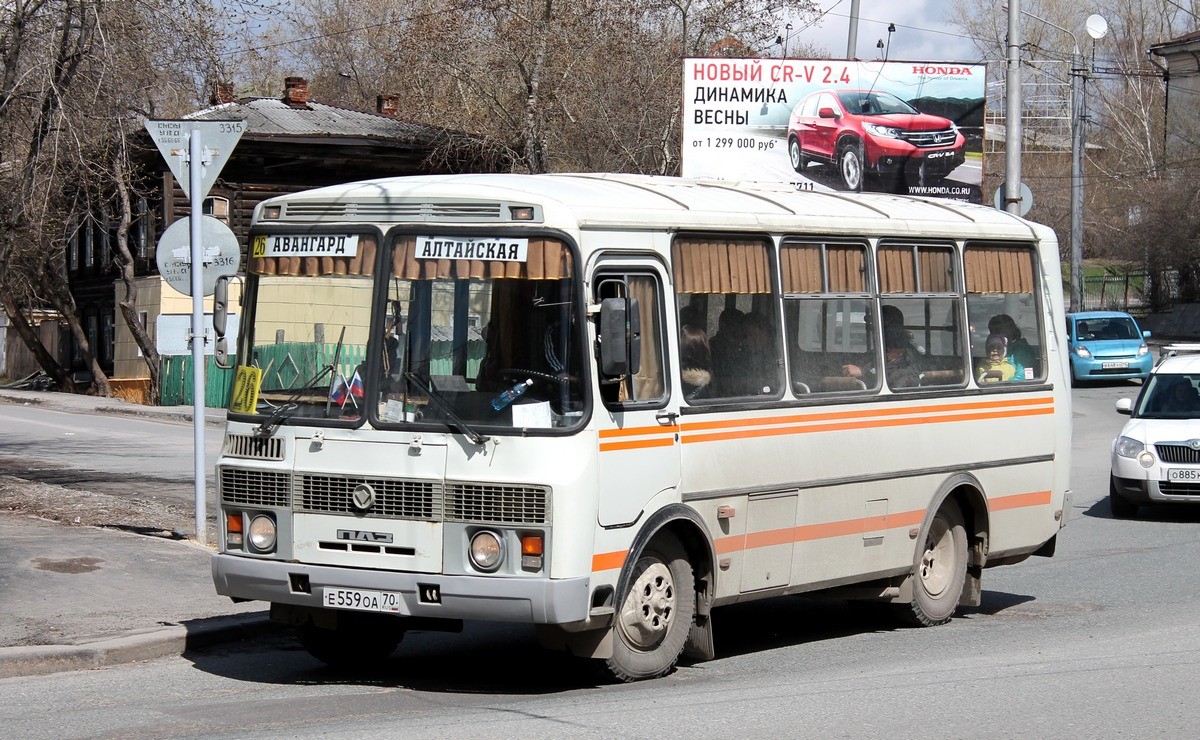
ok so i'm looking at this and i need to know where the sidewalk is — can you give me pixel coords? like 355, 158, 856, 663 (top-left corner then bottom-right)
0, 388, 273, 678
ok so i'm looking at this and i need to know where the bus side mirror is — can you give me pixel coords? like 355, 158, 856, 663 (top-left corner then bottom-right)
599, 297, 641, 377
213, 277, 232, 369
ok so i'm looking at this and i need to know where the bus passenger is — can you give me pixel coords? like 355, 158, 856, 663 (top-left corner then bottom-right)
988, 314, 1035, 371
845, 322, 919, 388
679, 324, 713, 400
975, 334, 1024, 383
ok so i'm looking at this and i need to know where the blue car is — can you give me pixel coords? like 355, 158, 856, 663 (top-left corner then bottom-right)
1066, 311, 1152, 385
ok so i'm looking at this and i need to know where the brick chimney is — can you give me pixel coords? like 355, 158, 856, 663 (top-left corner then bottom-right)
210, 81, 235, 106
283, 76, 310, 107
376, 94, 399, 117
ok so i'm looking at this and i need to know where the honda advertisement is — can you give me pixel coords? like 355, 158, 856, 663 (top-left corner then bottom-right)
682, 58, 987, 203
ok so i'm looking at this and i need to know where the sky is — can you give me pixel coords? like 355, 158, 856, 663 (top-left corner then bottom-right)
790, 0, 984, 63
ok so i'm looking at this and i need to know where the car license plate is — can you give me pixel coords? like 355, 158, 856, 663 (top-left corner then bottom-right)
322, 587, 403, 614
1168, 468, 1200, 482
1101, 361, 1129, 369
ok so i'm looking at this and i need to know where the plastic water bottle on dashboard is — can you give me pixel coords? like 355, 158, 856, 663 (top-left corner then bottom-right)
491, 378, 533, 411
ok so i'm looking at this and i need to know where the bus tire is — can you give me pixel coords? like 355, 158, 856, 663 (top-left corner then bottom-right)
296, 612, 403, 669
899, 499, 968, 627
605, 536, 695, 682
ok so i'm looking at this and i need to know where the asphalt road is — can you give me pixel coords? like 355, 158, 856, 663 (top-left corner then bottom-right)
0, 402, 221, 505
5, 380, 1200, 738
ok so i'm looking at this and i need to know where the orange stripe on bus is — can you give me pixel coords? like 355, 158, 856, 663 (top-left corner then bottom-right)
599, 424, 678, 438
681, 405, 1053, 444
680, 396, 1053, 433
592, 550, 628, 572
605, 492, 1049, 570
990, 490, 1053, 511
599, 437, 677, 452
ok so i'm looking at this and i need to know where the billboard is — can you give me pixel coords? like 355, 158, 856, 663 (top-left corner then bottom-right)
682, 58, 986, 203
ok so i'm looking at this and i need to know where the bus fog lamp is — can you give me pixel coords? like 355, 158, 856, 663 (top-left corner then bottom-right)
226, 511, 244, 548
520, 534, 544, 570
248, 514, 277, 552
469, 530, 504, 571
1138, 451, 1155, 469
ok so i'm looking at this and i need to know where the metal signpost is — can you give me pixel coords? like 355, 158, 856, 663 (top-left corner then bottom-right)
145, 119, 245, 544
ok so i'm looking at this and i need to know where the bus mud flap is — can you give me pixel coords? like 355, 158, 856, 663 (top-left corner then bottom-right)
683, 614, 715, 662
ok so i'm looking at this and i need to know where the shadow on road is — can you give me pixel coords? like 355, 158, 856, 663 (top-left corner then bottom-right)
1083, 495, 1200, 523
185, 588, 1038, 692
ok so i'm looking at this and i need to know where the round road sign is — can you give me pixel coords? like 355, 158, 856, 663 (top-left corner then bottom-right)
155, 216, 240, 297
993, 182, 1033, 217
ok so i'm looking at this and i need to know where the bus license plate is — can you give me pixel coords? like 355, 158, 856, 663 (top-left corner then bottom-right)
322, 587, 403, 614
1101, 361, 1129, 369
1168, 468, 1200, 482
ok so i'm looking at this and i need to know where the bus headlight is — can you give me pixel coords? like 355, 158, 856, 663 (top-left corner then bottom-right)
469, 530, 504, 572
248, 514, 277, 553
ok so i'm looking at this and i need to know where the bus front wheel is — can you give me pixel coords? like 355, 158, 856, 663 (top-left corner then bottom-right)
605, 536, 696, 682
899, 499, 968, 627
296, 612, 404, 669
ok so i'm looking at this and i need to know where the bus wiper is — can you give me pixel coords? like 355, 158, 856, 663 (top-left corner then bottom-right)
403, 371, 490, 446
254, 364, 335, 437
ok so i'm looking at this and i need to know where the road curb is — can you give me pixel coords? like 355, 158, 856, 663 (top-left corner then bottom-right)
0, 611, 275, 679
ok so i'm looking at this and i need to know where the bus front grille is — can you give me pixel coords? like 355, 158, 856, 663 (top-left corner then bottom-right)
445, 482, 550, 525
222, 433, 285, 461
295, 474, 443, 520
219, 468, 292, 508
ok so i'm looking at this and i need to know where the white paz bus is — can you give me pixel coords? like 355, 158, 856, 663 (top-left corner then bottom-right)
211, 173, 1071, 681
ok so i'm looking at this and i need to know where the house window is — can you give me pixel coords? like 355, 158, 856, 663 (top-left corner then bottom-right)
69, 220, 80, 272
203, 196, 230, 223
86, 314, 98, 359
136, 197, 150, 261
84, 221, 94, 268
102, 312, 114, 365
100, 212, 111, 269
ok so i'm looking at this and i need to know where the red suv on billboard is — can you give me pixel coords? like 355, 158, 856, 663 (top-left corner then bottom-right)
787, 89, 965, 191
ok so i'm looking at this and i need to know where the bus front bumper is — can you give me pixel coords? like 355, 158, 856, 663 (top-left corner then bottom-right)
212, 553, 590, 624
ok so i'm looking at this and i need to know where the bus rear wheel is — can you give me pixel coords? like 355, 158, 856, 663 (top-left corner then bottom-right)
296, 612, 404, 669
898, 499, 968, 627
605, 536, 695, 682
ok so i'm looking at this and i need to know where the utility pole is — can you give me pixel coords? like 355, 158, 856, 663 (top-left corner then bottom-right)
1004, 1, 1023, 218
847, 0, 861, 58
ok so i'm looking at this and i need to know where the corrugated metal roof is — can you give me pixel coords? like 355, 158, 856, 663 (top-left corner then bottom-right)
186, 98, 442, 143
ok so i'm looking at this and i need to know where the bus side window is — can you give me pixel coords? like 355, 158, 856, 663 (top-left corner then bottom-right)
596, 273, 666, 407
781, 240, 873, 395
672, 236, 781, 401
877, 243, 963, 389
964, 245, 1044, 384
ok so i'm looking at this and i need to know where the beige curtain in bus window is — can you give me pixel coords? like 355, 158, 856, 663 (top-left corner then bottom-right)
627, 276, 663, 400
878, 246, 953, 293
251, 235, 378, 277
965, 246, 1035, 293
782, 243, 866, 293
390, 236, 572, 280
672, 237, 772, 294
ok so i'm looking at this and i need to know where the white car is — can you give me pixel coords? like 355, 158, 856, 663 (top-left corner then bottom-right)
1110, 345, 1200, 518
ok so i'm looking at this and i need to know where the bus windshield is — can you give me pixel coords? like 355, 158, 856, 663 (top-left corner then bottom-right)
238, 231, 586, 432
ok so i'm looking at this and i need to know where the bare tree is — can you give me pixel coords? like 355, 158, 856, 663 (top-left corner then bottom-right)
0, 0, 261, 396
278, 0, 819, 175
947, 0, 1200, 307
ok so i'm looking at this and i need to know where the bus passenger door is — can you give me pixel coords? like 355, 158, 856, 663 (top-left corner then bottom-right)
594, 264, 680, 527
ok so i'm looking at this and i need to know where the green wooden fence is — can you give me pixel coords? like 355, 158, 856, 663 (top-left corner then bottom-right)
160, 339, 487, 407
160, 355, 237, 407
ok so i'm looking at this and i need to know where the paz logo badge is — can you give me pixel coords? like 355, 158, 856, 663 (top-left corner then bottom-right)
352, 483, 376, 511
